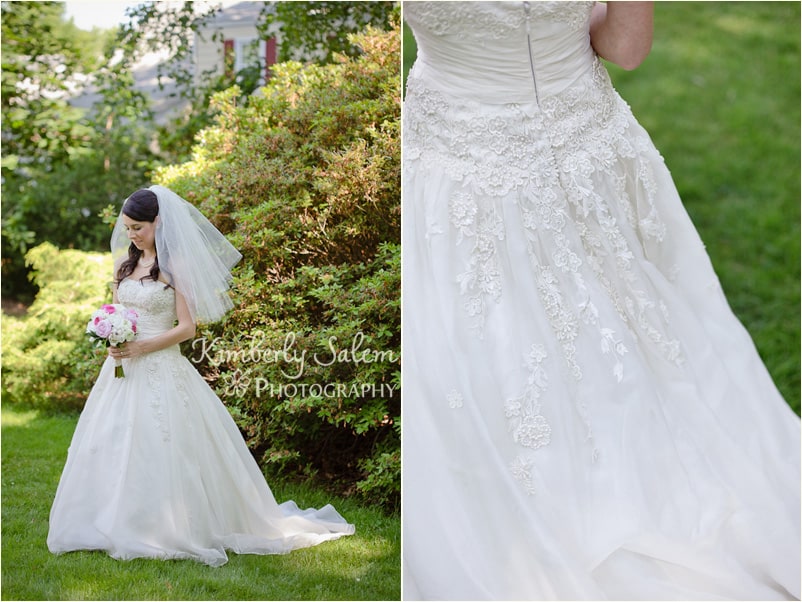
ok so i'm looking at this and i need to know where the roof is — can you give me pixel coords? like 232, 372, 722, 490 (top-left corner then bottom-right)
207, 1, 275, 28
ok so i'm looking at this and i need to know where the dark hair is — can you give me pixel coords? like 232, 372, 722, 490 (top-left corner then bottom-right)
115, 189, 167, 286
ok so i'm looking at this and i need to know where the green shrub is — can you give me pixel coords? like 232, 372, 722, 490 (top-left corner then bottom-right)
1, 108, 156, 303
156, 23, 401, 510
1, 242, 113, 410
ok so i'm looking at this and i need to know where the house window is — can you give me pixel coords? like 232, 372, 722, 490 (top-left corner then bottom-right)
224, 37, 277, 85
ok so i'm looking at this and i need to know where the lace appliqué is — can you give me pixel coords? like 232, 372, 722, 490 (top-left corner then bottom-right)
446, 389, 463, 409
450, 190, 504, 333
146, 356, 171, 443
405, 85, 552, 198
118, 279, 177, 335
171, 361, 192, 409
406, 58, 685, 374
510, 456, 538, 496
600, 328, 628, 383
506, 344, 551, 494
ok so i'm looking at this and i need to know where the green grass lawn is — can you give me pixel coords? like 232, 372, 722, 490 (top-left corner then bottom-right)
403, 2, 800, 414
1, 405, 400, 601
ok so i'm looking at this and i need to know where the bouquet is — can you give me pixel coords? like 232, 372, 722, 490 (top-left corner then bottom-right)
87, 304, 139, 377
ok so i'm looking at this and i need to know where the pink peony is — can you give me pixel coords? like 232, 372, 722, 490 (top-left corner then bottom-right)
94, 320, 112, 338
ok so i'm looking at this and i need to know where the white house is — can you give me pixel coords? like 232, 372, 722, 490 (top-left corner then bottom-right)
67, 47, 192, 125
193, 1, 280, 88
68, 1, 305, 125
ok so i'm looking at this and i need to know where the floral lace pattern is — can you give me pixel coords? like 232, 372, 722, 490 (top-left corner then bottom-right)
146, 355, 171, 442
505, 344, 551, 494
450, 190, 505, 333
405, 83, 554, 197
510, 455, 538, 496
407, 59, 684, 376
505, 344, 551, 448
118, 279, 177, 336
447, 389, 464, 409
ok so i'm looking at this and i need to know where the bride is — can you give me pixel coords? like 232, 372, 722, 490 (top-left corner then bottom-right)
47, 185, 354, 566
402, 1, 800, 599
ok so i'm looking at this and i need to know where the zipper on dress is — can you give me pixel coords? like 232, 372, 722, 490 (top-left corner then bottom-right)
523, 1, 541, 105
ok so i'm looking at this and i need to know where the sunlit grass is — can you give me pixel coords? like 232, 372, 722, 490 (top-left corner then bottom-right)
1, 405, 400, 600
402, 2, 800, 413
0, 406, 38, 427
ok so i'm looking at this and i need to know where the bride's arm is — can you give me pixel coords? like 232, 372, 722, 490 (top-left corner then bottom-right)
589, 1, 653, 71
110, 288, 196, 360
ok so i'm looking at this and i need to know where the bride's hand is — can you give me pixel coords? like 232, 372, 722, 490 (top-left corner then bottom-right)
109, 342, 145, 360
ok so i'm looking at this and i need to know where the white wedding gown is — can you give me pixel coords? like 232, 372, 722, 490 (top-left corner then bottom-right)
402, 2, 800, 600
48, 278, 354, 566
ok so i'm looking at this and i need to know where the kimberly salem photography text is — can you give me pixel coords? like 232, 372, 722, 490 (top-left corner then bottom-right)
188, 330, 399, 399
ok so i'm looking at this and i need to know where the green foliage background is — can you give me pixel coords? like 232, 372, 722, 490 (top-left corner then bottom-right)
262, 1, 397, 64
1, 243, 114, 411
1, 1, 157, 302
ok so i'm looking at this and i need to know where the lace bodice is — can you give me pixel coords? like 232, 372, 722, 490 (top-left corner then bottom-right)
118, 278, 177, 339
404, 1, 621, 198
405, 1, 593, 39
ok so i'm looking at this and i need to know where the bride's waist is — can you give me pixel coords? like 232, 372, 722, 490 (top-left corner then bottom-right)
135, 324, 177, 339
412, 47, 597, 104
405, 57, 618, 129
113, 344, 182, 366
131, 329, 183, 357
403, 58, 626, 198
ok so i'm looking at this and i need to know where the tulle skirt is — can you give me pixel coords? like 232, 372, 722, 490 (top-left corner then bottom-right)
402, 65, 801, 599
48, 348, 354, 566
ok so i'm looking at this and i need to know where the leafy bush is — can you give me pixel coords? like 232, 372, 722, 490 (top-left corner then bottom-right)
156, 23, 401, 510
1, 243, 113, 410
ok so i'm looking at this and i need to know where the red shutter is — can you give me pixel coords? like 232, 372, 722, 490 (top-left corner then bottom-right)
223, 39, 234, 78
265, 37, 277, 80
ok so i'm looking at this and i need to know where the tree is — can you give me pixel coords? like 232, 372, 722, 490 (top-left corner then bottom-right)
1, 1, 125, 300
87, 2, 248, 166
260, 1, 398, 64
1, 1, 108, 168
